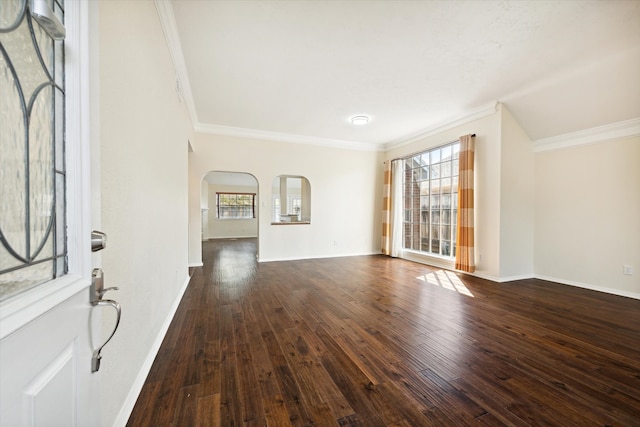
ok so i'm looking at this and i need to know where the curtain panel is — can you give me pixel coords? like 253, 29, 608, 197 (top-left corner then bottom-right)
455, 134, 476, 272
381, 161, 392, 255
382, 160, 403, 257
390, 160, 403, 257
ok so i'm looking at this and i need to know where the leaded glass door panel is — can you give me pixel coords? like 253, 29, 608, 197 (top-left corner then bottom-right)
1, 0, 66, 300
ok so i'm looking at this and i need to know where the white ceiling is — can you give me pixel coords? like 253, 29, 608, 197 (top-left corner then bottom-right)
167, 0, 640, 149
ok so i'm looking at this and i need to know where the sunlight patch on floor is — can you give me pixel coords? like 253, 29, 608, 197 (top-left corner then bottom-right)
416, 270, 474, 297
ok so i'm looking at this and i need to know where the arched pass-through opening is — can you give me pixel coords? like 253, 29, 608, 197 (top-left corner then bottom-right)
200, 171, 259, 260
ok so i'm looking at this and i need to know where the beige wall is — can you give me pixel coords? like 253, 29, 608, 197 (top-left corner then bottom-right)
206, 184, 258, 239
534, 136, 640, 298
500, 106, 535, 278
97, 1, 192, 425
189, 134, 382, 264
385, 108, 504, 279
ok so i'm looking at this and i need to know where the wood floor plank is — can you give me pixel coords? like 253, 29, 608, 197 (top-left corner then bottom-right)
173, 384, 199, 426
127, 238, 640, 426
261, 329, 313, 426
449, 375, 527, 426
281, 327, 355, 420
244, 314, 292, 426
235, 343, 265, 425
195, 393, 220, 427
198, 340, 221, 398
314, 323, 390, 426
219, 305, 242, 426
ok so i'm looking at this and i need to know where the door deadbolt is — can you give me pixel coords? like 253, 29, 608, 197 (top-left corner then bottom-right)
91, 230, 108, 252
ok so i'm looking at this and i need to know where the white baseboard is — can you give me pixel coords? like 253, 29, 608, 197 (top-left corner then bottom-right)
534, 274, 640, 300
258, 251, 379, 263
113, 274, 192, 426
188, 261, 203, 267
384, 254, 639, 300
207, 236, 258, 240
470, 272, 534, 283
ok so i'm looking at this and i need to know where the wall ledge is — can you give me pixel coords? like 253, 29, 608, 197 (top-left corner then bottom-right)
532, 117, 640, 152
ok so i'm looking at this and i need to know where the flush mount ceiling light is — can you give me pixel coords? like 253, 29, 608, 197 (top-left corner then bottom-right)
351, 115, 369, 126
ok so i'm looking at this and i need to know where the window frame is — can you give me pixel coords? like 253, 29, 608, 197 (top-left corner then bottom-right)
402, 140, 460, 260
215, 192, 256, 220
0, 0, 68, 300
272, 194, 302, 222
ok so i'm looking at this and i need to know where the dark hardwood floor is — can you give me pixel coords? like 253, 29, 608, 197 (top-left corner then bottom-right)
127, 238, 640, 426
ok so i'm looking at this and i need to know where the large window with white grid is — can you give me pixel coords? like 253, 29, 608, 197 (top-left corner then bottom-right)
403, 141, 460, 258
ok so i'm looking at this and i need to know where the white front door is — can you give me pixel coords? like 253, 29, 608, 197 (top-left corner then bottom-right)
0, 1, 103, 425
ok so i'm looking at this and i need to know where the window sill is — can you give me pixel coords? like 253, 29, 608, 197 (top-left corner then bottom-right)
402, 250, 455, 270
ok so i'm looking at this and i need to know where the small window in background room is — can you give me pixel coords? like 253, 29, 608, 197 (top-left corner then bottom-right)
216, 193, 256, 219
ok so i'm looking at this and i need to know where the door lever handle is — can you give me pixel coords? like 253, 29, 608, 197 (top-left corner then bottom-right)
89, 268, 122, 372
91, 268, 119, 303
97, 286, 119, 299
91, 299, 121, 373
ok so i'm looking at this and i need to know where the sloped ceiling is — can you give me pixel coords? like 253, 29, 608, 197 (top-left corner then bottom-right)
165, 0, 640, 149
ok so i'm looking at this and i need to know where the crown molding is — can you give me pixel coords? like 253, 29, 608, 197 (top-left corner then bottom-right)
154, 0, 199, 126
195, 123, 383, 152
383, 101, 499, 151
532, 118, 640, 152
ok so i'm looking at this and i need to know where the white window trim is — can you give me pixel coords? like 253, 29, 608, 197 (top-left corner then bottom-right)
402, 249, 455, 271
0, 1, 92, 340
216, 193, 256, 220
402, 141, 460, 260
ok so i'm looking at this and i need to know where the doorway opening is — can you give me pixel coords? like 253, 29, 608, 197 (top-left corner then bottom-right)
200, 171, 259, 261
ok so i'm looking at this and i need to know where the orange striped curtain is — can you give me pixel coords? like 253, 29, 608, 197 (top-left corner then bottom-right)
455, 134, 476, 272
381, 161, 392, 255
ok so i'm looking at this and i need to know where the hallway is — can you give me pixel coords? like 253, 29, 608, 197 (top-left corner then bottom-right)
128, 239, 640, 426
